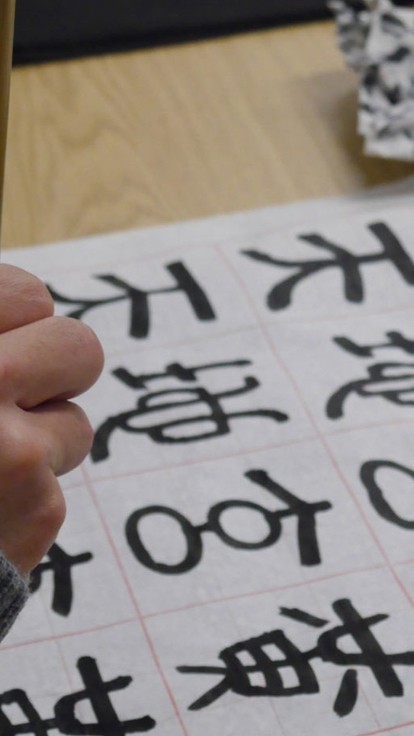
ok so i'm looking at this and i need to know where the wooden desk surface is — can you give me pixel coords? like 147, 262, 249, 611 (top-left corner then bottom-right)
2, 19, 413, 250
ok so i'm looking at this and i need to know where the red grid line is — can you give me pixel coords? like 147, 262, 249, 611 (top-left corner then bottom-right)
0, 617, 139, 653
38, 236, 414, 734
143, 563, 387, 620
0, 545, 383, 647
254, 300, 414, 325
357, 721, 414, 736
37, 574, 77, 701
81, 465, 190, 736
61, 479, 91, 493
309, 439, 414, 607
359, 681, 381, 731
274, 353, 414, 609
394, 557, 414, 569
321, 415, 414, 437
4, 215, 414, 733
87, 432, 317, 485
85, 412, 414, 488
216, 242, 414, 734
55, 636, 77, 701
73, 297, 414, 364
217, 242, 414, 607
100, 319, 260, 360
51, 236, 414, 732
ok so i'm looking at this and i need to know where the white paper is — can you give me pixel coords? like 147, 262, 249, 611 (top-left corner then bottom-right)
330, 0, 414, 160
2, 179, 414, 735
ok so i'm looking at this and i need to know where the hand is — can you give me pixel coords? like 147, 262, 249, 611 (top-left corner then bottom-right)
0, 265, 104, 576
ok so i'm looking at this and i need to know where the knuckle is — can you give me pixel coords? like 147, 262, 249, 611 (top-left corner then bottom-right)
0, 355, 19, 397
10, 433, 49, 477
21, 489, 67, 573
0, 414, 50, 477
33, 491, 66, 538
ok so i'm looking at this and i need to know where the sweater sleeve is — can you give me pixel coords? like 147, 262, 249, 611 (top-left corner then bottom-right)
0, 551, 29, 641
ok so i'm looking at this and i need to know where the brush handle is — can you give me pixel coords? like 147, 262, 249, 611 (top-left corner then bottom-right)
0, 0, 16, 243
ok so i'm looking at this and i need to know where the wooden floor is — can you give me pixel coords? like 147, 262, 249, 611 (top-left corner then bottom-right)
2, 19, 413, 250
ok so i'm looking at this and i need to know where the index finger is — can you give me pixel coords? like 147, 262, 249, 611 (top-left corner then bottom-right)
0, 315, 104, 409
0, 265, 54, 333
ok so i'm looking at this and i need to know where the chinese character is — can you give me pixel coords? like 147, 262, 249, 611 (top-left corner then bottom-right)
0, 657, 156, 734
92, 360, 289, 462
30, 543, 93, 617
326, 362, 414, 418
334, 330, 414, 357
48, 261, 216, 338
126, 469, 331, 574
328, 330, 414, 418
242, 222, 414, 309
178, 598, 414, 717
361, 459, 414, 529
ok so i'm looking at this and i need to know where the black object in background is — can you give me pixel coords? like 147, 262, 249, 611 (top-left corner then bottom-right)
13, 0, 414, 65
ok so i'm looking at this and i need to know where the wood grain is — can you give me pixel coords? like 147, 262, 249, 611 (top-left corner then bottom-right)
2, 19, 413, 250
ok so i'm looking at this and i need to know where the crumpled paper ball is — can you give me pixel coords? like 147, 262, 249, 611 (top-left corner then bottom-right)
329, 0, 414, 160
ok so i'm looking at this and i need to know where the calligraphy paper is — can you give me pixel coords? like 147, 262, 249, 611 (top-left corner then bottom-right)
1, 178, 414, 735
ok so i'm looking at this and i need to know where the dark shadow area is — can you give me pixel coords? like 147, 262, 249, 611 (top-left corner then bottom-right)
12, 0, 414, 65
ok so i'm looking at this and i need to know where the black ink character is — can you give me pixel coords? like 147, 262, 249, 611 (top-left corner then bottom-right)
328, 330, 414, 418
242, 222, 414, 309
334, 330, 414, 358
48, 261, 216, 338
361, 459, 414, 529
30, 543, 93, 617
0, 657, 155, 734
327, 362, 414, 418
178, 598, 414, 717
92, 360, 289, 462
126, 469, 331, 574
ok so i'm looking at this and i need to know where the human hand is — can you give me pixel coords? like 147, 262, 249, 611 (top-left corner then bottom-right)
0, 264, 104, 576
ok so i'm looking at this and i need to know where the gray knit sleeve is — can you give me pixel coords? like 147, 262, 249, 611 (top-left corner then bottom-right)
0, 551, 29, 641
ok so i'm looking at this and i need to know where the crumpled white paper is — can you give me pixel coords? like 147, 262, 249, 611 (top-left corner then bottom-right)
329, 0, 414, 161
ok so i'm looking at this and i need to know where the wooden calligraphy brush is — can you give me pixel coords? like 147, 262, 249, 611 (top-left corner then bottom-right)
0, 0, 16, 247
